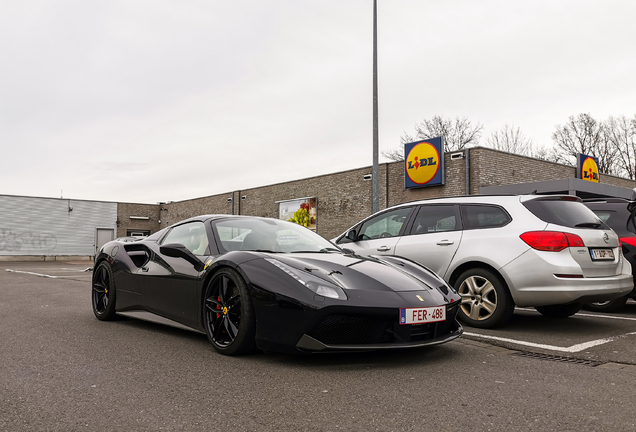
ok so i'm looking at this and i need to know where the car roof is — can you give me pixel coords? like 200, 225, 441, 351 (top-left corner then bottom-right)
177, 214, 273, 223
385, 194, 578, 209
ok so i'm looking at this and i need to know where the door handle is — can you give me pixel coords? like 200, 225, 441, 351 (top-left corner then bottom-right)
377, 246, 391, 252
141, 267, 149, 272
436, 240, 454, 246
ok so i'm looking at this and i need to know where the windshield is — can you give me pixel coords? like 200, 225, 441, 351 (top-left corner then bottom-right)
212, 218, 340, 254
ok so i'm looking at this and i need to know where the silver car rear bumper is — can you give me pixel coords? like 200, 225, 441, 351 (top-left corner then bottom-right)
502, 250, 634, 307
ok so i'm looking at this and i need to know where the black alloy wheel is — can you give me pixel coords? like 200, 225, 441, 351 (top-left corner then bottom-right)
92, 262, 117, 321
203, 268, 256, 355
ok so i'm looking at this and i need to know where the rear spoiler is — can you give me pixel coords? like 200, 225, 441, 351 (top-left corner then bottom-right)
520, 194, 582, 203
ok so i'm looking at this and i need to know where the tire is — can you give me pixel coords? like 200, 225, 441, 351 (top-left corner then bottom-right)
454, 267, 514, 329
203, 268, 256, 356
92, 262, 117, 321
583, 296, 629, 313
535, 303, 582, 318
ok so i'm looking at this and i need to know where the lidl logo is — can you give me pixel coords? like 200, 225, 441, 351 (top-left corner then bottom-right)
404, 137, 444, 188
581, 157, 599, 182
578, 153, 599, 183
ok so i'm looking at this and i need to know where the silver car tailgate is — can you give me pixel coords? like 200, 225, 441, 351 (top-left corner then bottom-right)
546, 223, 623, 277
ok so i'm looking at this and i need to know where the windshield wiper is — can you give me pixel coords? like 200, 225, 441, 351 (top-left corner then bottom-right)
574, 222, 602, 228
289, 248, 342, 254
246, 249, 280, 253
319, 247, 342, 253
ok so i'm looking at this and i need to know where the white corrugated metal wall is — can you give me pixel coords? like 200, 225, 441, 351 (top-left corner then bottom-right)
0, 195, 117, 256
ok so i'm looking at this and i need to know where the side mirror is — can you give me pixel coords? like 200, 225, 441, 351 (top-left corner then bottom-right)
346, 229, 358, 242
160, 243, 205, 272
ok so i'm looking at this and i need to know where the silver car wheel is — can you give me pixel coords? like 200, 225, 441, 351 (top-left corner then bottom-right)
459, 275, 498, 321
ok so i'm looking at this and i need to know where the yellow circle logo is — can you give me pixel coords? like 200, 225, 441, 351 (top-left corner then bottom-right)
223, 307, 228, 315
406, 142, 440, 185
581, 157, 599, 183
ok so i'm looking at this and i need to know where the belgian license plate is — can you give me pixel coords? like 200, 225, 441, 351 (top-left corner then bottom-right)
399, 306, 446, 325
590, 248, 615, 261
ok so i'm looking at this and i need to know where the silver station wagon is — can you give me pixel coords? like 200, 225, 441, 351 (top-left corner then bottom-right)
333, 195, 633, 328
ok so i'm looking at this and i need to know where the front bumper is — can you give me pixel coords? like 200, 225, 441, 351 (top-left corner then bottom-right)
251, 289, 463, 354
296, 321, 463, 352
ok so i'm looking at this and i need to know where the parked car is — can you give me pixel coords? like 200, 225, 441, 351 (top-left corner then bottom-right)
582, 198, 636, 311
93, 215, 462, 355
333, 194, 633, 328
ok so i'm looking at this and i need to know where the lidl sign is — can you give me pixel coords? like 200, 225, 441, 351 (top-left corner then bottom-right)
577, 153, 599, 183
404, 137, 444, 188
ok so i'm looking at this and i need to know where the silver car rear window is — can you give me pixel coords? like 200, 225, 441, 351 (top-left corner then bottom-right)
523, 199, 609, 229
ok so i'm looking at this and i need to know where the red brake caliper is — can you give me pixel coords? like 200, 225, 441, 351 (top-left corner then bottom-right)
216, 296, 221, 319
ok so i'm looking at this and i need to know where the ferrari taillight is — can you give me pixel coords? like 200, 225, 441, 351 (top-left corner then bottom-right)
519, 231, 585, 252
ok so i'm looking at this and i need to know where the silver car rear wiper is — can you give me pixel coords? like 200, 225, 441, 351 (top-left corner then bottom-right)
574, 222, 602, 228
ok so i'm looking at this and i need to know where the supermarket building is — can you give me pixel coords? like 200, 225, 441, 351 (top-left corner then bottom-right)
2, 146, 635, 261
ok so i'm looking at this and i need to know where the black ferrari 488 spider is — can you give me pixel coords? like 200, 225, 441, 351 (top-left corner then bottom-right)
92, 215, 462, 355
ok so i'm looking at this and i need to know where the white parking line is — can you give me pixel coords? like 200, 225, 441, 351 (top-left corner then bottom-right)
575, 312, 636, 322
463, 331, 636, 353
5, 269, 59, 278
60, 267, 93, 272
516, 307, 636, 322
464, 308, 636, 352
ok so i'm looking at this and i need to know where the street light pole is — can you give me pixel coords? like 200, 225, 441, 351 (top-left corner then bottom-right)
372, 0, 379, 214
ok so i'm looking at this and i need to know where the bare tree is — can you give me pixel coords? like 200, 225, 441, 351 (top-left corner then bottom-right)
484, 124, 533, 155
551, 113, 619, 173
382, 115, 483, 161
606, 115, 636, 179
529, 144, 562, 163
381, 147, 406, 162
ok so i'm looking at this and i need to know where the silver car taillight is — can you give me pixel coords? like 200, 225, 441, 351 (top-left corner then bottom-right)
519, 231, 585, 252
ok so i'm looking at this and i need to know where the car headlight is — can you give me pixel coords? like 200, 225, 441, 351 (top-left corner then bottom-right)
265, 258, 347, 300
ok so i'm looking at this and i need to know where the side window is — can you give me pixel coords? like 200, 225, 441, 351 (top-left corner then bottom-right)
460, 205, 511, 230
358, 207, 412, 240
161, 222, 210, 255
592, 211, 613, 223
409, 205, 457, 235
592, 210, 622, 232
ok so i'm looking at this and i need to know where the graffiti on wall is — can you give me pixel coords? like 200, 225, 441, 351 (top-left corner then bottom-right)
0, 229, 57, 252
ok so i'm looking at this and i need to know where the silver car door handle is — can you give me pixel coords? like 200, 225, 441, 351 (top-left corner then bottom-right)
377, 246, 391, 252
436, 240, 454, 246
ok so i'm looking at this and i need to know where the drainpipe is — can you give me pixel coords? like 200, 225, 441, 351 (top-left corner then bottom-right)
465, 147, 470, 195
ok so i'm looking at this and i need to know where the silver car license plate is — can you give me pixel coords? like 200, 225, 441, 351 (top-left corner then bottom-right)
590, 248, 615, 261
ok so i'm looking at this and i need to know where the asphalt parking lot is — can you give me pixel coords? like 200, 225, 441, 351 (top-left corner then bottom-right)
2, 261, 636, 431
4, 260, 635, 367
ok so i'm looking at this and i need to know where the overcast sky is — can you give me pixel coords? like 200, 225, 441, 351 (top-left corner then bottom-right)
1, 0, 635, 204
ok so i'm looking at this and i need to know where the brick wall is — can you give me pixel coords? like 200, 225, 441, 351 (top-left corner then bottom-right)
119, 147, 636, 240
159, 166, 385, 240
470, 147, 574, 191
387, 152, 468, 207
470, 147, 636, 190
116, 203, 161, 238
160, 193, 235, 230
